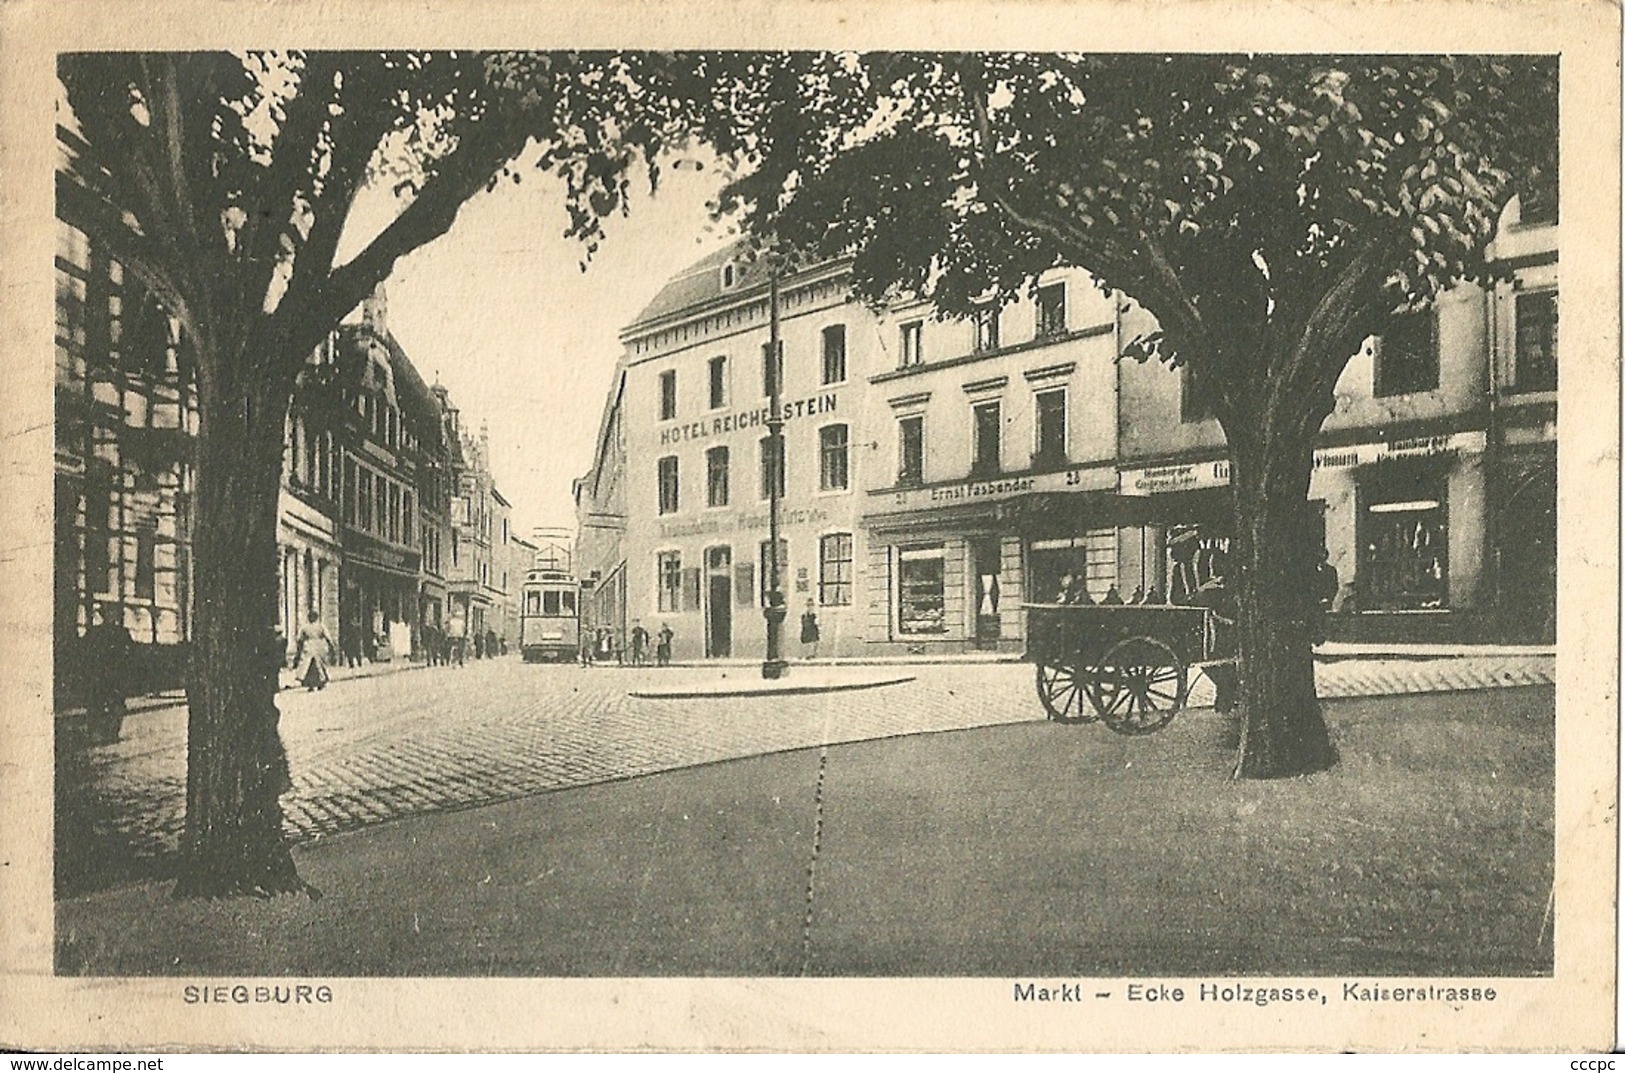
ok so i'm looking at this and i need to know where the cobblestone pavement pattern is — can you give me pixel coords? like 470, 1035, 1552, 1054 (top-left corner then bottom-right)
58, 654, 1554, 893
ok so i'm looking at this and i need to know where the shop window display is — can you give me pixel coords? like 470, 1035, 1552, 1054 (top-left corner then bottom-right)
896, 544, 946, 634
1359, 474, 1448, 610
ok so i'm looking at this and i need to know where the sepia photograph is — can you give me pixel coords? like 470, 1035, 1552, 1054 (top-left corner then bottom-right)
0, 0, 1617, 1055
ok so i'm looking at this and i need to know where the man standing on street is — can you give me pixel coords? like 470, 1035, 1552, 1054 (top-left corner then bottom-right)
85, 608, 132, 745
629, 621, 649, 666
656, 623, 674, 667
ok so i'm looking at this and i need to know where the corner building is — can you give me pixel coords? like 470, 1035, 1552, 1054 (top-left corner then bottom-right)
618, 247, 876, 661
860, 270, 1123, 654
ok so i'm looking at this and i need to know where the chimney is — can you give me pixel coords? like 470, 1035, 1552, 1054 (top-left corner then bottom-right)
361, 284, 388, 332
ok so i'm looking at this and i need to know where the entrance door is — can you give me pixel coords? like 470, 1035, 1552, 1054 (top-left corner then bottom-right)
970, 537, 1003, 648
705, 545, 733, 657
1498, 469, 1557, 643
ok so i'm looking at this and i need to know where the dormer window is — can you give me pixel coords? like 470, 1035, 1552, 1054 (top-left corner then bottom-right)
721, 262, 739, 289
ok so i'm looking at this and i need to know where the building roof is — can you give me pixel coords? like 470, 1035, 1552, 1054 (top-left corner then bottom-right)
337, 322, 444, 447
624, 240, 759, 331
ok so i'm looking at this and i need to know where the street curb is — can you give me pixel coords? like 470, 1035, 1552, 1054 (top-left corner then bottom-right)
628, 674, 916, 701
54, 660, 431, 721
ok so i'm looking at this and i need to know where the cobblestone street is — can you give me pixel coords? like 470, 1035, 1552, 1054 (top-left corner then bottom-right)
55, 653, 1556, 896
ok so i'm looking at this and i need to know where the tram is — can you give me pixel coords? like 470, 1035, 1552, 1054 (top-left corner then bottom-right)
519, 568, 581, 662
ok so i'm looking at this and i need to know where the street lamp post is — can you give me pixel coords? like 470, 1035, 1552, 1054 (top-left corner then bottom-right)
762, 269, 789, 680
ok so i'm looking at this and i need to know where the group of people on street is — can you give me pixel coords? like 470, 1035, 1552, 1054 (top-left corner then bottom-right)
418, 623, 506, 668
580, 621, 674, 667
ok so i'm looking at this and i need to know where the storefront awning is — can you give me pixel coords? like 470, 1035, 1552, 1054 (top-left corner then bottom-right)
862, 485, 1231, 538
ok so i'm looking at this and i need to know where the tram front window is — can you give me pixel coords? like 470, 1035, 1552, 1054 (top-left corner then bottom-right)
543, 590, 561, 616
560, 590, 576, 616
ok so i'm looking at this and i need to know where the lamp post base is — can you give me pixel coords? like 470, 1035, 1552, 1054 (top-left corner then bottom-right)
762, 601, 788, 680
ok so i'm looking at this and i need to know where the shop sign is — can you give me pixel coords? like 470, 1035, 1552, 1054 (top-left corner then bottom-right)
657, 392, 840, 447
882, 463, 1114, 512
1119, 460, 1230, 496
655, 505, 833, 540
1119, 431, 1488, 495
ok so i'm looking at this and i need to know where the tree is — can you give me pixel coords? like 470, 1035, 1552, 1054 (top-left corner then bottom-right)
574, 51, 1555, 779
56, 51, 634, 895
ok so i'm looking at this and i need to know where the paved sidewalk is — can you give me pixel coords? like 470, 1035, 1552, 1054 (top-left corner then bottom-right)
627, 668, 916, 699
56, 655, 425, 722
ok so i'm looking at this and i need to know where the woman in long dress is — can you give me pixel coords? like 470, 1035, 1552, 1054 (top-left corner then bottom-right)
294, 610, 335, 691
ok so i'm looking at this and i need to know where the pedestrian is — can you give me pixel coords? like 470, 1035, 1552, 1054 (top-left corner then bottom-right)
800, 600, 820, 660
1311, 546, 1339, 646
1188, 571, 1239, 713
293, 609, 334, 692
579, 631, 594, 666
84, 609, 132, 745
629, 621, 649, 666
426, 623, 441, 666
656, 623, 673, 667
1101, 585, 1125, 605
597, 626, 615, 665
340, 622, 362, 668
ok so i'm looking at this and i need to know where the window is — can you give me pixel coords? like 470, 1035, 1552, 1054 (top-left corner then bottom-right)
898, 415, 924, 487
708, 355, 728, 409
759, 435, 785, 500
899, 320, 924, 367
134, 522, 156, 601
819, 424, 850, 491
972, 400, 1002, 476
706, 445, 730, 507
1036, 283, 1067, 338
821, 324, 847, 384
1181, 365, 1215, 422
659, 369, 677, 421
1513, 290, 1557, 393
358, 469, 373, 531
657, 455, 679, 515
759, 538, 789, 606
657, 551, 683, 612
525, 591, 541, 615
343, 458, 358, 526
542, 590, 561, 616
1374, 309, 1438, 396
1034, 389, 1067, 466
973, 304, 1001, 353
896, 544, 946, 634
1030, 531, 1119, 604
761, 340, 783, 397
819, 533, 854, 606
1359, 470, 1448, 610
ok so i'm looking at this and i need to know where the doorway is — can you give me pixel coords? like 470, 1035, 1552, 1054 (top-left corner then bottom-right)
705, 545, 733, 657
970, 537, 1003, 648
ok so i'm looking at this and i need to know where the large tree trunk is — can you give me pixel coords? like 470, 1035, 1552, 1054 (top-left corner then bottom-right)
171, 349, 308, 898
1225, 403, 1339, 780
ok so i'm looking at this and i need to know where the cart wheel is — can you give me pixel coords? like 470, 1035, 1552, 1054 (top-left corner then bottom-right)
1035, 661, 1098, 724
1090, 636, 1187, 735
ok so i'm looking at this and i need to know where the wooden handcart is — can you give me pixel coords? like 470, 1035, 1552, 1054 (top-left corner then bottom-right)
1024, 603, 1223, 735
